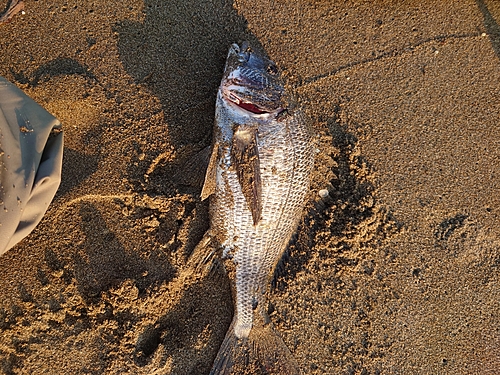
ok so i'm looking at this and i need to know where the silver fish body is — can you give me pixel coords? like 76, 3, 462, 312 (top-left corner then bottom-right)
201, 42, 314, 374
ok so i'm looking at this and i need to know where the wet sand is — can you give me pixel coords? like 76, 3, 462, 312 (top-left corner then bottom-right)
0, 0, 499, 374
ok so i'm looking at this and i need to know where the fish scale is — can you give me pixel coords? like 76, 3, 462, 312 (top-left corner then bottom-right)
200, 42, 314, 374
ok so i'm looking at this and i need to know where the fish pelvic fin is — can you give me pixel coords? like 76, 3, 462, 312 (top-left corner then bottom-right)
210, 318, 300, 375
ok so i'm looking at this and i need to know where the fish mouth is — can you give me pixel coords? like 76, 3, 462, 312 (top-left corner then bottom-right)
222, 71, 284, 115
222, 81, 280, 115
225, 93, 271, 114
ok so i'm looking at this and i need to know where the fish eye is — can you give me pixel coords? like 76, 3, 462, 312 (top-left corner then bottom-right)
267, 64, 278, 75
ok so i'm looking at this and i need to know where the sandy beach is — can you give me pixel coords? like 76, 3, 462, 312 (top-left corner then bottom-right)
1, 0, 499, 374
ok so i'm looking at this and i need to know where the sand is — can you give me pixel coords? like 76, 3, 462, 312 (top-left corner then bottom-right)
0, 0, 499, 374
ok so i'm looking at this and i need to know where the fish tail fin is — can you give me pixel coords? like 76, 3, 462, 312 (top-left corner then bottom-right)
210, 319, 300, 375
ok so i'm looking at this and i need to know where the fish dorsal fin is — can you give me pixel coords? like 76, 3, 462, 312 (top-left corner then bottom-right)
172, 145, 212, 191
230, 127, 262, 225
201, 143, 219, 200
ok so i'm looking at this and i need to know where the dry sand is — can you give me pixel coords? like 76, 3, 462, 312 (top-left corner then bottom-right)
1, 0, 499, 374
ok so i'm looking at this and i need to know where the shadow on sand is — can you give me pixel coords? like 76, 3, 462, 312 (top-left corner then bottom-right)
114, 0, 261, 147
476, 0, 500, 60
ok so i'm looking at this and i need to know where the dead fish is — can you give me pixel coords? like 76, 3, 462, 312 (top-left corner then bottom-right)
193, 42, 315, 374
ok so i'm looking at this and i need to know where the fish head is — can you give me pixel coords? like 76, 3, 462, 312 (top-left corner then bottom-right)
221, 42, 285, 116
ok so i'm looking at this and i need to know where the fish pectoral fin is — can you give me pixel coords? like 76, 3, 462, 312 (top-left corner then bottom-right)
201, 143, 219, 200
231, 127, 262, 225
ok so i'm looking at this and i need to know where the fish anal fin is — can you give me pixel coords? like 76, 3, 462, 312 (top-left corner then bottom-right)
210, 319, 300, 375
201, 143, 219, 201
186, 233, 223, 280
230, 127, 262, 225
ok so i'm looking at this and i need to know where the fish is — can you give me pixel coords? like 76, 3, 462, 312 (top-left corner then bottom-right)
192, 42, 315, 374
